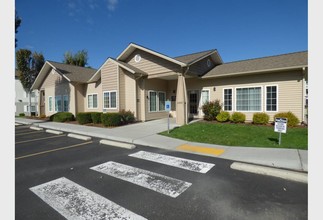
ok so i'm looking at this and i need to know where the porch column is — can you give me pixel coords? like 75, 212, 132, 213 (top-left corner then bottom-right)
176, 74, 188, 125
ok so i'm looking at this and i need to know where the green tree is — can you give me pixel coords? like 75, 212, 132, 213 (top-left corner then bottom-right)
16, 49, 45, 116
63, 49, 88, 67
15, 11, 22, 48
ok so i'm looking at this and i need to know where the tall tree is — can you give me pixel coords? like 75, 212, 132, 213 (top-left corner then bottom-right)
15, 11, 22, 48
16, 49, 45, 116
63, 49, 88, 67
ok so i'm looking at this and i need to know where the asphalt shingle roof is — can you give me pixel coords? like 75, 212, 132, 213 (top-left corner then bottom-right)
174, 49, 217, 64
203, 51, 308, 78
48, 61, 97, 83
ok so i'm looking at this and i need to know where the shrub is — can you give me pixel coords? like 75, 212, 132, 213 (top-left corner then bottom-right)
119, 109, 135, 125
19, 113, 25, 117
49, 112, 75, 122
76, 112, 92, 125
101, 113, 122, 127
91, 112, 102, 124
252, 112, 270, 125
230, 112, 246, 123
274, 111, 300, 127
216, 111, 230, 122
201, 100, 222, 121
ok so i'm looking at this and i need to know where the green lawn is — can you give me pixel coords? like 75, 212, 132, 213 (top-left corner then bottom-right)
160, 121, 308, 150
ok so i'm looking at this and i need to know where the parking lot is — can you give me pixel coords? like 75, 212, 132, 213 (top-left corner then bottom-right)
15, 124, 308, 220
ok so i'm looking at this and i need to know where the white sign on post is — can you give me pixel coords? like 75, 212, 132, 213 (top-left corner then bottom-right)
274, 118, 287, 133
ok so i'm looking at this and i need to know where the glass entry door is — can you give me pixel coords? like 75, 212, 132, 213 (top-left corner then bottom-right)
188, 90, 199, 115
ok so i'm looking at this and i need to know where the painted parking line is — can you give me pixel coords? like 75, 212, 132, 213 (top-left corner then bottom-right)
30, 177, 147, 220
176, 144, 225, 156
15, 141, 93, 160
16, 134, 66, 144
91, 161, 192, 198
15, 130, 43, 136
129, 151, 215, 173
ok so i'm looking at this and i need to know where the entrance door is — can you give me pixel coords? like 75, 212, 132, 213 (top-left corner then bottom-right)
188, 90, 199, 116
40, 90, 45, 116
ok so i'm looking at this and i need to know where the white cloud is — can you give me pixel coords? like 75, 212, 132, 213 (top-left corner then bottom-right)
107, 0, 118, 11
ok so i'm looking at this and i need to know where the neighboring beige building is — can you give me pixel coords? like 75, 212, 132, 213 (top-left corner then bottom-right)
32, 43, 308, 125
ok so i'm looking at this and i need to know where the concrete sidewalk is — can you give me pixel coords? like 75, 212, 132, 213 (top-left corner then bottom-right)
15, 117, 308, 173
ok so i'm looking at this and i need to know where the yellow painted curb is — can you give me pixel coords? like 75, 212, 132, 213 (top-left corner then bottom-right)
176, 144, 225, 156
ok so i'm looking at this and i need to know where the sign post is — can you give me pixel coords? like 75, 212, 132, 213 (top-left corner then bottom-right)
274, 117, 288, 145
165, 100, 171, 134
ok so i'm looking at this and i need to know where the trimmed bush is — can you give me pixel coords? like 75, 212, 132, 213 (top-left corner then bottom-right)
76, 112, 92, 125
230, 112, 246, 123
101, 113, 122, 127
216, 111, 230, 122
49, 112, 74, 122
91, 112, 102, 124
19, 113, 25, 117
201, 100, 222, 121
119, 109, 135, 125
252, 112, 270, 125
274, 111, 300, 127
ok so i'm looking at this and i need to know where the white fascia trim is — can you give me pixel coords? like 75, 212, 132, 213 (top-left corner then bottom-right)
110, 59, 136, 74
203, 65, 308, 79
31, 61, 51, 90
117, 43, 187, 67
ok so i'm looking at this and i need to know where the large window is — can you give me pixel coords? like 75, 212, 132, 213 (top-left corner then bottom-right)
158, 92, 166, 111
48, 96, 53, 112
63, 95, 69, 112
149, 91, 166, 112
236, 87, 262, 111
223, 89, 232, 111
88, 94, 98, 109
201, 90, 210, 105
55, 96, 62, 112
266, 86, 277, 111
103, 91, 117, 109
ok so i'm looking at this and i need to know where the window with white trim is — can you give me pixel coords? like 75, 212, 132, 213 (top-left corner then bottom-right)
266, 86, 277, 111
103, 91, 117, 109
201, 90, 210, 105
55, 96, 62, 112
48, 96, 53, 112
63, 95, 69, 112
236, 87, 262, 111
148, 91, 166, 112
224, 89, 232, 111
87, 94, 98, 109
158, 92, 166, 111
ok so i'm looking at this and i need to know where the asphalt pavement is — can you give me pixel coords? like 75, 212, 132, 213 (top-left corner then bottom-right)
15, 117, 308, 174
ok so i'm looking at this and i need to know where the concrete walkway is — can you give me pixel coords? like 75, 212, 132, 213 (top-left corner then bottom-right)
15, 117, 308, 174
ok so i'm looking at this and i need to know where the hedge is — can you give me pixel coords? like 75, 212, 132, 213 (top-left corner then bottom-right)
230, 112, 246, 123
216, 111, 230, 122
91, 112, 103, 124
49, 112, 75, 122
252, 112, 270, 125
274, 111, 300, 127
76, 112, 92, 125
101, 113, 122, 127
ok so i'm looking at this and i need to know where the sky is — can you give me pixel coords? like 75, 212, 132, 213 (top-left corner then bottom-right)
14, 0, 308, 69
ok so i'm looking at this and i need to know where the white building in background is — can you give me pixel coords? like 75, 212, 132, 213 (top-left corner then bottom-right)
15, 70, 39, 116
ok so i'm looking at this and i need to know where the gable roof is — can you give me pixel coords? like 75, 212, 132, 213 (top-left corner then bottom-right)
117, 43, 187, 67
174, 49, 221, 64
88, 57, 147, 83
203, 51, 308, 78
31, 61, 97, 90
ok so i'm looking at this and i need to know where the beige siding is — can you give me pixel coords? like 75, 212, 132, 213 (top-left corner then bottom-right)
101, 61, 119, 112
75, 84, 86, 114
126, 49, 181, 76
84, 79, 102, 112
119, 68, 136, 114
185, 70, 304, 122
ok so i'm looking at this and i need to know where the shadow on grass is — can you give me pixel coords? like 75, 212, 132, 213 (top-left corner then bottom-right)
268, 137, 279, 144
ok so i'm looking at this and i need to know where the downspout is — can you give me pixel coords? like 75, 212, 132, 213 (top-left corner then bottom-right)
183, 66, 190, 124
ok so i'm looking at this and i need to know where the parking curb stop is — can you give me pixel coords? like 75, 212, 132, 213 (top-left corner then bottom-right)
67, 133, 92, 141
100, 139, 136, 150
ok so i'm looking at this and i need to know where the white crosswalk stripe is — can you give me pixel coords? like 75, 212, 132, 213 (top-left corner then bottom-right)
90, 161, 192, 198
30, 177, 147, 220
129, 151, 215, 173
